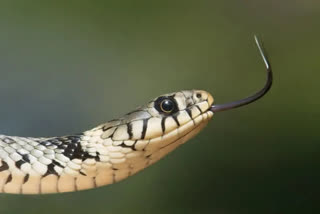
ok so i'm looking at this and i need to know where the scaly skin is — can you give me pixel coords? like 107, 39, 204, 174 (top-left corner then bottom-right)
0, 90, 214, 194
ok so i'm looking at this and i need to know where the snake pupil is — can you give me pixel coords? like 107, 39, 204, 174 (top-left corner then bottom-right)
160, 99, 174, 113
154, 97, 177, 114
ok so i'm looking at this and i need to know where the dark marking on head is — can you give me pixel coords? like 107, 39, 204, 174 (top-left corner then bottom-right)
108, 128, 115, 139
161, 117, 167, 133
127, 123, 133, 139
102, 126, 113, 132
141, 119, 148, 139
172, 114, 180, 126
0, 161, 9, 171
119, 140, 137, 151
196, 105, 203, 113
186, 108, 193, 119
133, 140, 138, 151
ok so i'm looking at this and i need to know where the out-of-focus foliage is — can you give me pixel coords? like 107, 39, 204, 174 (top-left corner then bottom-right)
0, 1, 318, 214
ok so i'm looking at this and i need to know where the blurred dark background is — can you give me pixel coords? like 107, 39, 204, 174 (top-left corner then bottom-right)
0, 1, 319, 214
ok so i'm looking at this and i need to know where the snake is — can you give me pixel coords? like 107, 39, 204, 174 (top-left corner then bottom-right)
0, 36, 273, 194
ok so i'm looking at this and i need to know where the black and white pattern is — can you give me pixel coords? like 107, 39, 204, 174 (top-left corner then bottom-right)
0, 90, 214, 194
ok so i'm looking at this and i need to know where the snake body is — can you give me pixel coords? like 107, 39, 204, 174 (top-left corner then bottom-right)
0, 90, 214, 194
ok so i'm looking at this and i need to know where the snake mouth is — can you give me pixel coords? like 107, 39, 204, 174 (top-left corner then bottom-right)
210, 36, 272, 113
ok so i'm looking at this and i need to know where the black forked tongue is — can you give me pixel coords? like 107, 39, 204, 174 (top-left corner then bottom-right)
210, 35, 273, 113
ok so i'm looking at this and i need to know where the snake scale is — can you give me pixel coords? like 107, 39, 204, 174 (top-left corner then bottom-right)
0, 36, 273, 194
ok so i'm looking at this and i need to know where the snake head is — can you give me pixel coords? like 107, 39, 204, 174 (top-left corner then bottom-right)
82, 90, 215, 178
93, 90, 214, 145
143, 90, 214, 139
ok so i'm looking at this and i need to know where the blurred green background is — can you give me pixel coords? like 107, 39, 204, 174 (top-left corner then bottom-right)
0, 1, 319, 214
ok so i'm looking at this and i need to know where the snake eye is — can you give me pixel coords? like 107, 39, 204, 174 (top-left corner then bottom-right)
154, 97, 178, 114
160, 99, 175, 113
